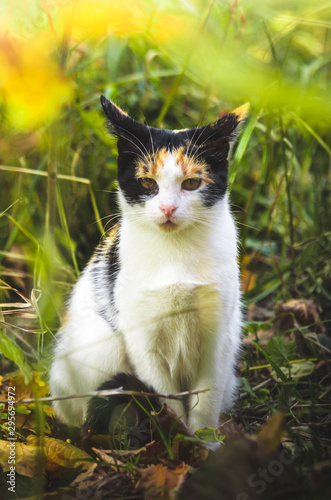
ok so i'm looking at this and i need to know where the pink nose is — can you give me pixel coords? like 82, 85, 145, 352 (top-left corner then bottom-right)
160, 204, 177, 217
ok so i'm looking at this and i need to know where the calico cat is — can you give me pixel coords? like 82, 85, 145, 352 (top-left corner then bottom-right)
49, 96, 248, 439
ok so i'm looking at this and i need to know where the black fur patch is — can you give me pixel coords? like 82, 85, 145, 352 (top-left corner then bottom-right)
84, 373, 161, 448
91, 227, 120, 330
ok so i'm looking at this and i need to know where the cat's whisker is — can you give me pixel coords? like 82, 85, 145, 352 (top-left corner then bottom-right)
111, 122, 150, 159
97, 189, 117, 195
187, 129, 219, 163
236, 221, 259, 231
185, 120, 205, 160
190, 144, 223, 163
90, 213, 121, 227
117, 147, 148, 164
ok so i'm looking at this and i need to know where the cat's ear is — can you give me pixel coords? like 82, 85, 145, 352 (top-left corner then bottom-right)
100, 95, 150, 154
185, 103, 249, 172
193, 102, 249, 147
187, 102, 249, 166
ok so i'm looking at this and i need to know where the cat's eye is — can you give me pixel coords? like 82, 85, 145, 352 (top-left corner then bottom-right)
139, 177, 157, 190
181, 178, 202, 191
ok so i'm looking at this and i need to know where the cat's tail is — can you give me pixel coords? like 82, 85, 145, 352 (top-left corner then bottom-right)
84, 373, 162, 447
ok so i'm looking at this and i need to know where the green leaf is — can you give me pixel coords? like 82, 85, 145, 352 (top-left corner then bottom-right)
253, 341, 288, 382
267, 337, 296, 366
271, 362, 315, 381
239, 377, 256, 398
243, 321, 273, 334
15, 405, 31, 415
253, 342, 303, 401
196, 427, 225, 443
0, 329, 33, 384
173, 434, 207, 446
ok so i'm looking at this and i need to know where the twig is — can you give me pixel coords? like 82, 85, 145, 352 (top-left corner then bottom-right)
0, 388, 209, 405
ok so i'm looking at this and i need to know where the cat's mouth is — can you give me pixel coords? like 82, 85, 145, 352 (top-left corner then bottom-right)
159, 220, 178, 231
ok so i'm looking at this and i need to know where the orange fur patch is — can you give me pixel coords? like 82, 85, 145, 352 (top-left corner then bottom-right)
135, 148, 169, 178
135, 147, 214, 183
113, 103, 128, 116
89, 224, 120, 263
174, 147, 213, 183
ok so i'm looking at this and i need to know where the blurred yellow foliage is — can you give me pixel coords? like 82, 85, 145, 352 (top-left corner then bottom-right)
0, 0, 190, 131
0, 35, 72, 130
66, 0, 147, 37
61, 0, 190, 43
0, 0, 330, 131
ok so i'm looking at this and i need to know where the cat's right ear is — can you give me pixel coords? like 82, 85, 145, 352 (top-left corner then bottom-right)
100, 96, 149, 154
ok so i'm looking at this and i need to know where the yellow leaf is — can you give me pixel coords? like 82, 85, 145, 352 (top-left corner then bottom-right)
0, 440, 40, 478
27, 436, 95, 475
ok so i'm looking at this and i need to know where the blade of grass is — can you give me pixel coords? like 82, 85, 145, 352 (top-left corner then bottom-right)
253, 341, 303, 401
56, 186, 80, 278
0, 165, 104, 236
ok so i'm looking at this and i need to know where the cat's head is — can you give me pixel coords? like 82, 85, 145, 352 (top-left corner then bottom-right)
101, 95, 248, 233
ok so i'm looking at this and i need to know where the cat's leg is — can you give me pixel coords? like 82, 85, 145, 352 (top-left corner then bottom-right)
122, 327, 186, 420
50, 282, 133, 427
187, 323, 240, 433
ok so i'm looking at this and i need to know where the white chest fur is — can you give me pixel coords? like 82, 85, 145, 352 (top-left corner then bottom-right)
114, 201, 238, 394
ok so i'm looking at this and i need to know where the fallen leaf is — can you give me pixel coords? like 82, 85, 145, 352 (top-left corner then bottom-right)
0, 440, 40, 478
217, 416, 244, 440
92, 440, 165, 467
274, 299, 325, 334
270, 361, 315, 381
27, 436, 96, 477
195, 427, 225, 444
137, 462, 189, 499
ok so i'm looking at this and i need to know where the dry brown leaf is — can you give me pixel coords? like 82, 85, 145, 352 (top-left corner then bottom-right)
274, 299, 325, 334
93, 441, 167, 469
92, 447, 126, 467
8, 371, 49, 402
217, 416, 244, 440
137, 462, 189, 500
70, 463, 105, 488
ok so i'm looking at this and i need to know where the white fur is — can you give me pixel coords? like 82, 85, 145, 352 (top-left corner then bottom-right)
50, 152, 242, 432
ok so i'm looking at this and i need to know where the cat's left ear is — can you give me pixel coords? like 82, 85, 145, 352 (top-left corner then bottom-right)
100, 95, 150, 153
